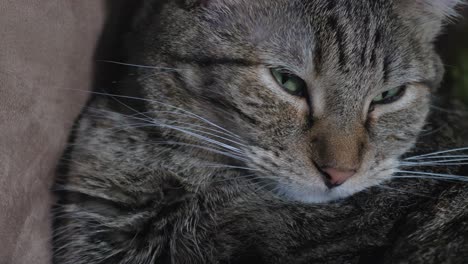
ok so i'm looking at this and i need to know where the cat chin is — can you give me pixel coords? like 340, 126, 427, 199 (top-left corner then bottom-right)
274, 161, 398, 203
275, 182, 369, 204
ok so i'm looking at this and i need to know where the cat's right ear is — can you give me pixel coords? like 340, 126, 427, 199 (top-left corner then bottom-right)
397, 0, 466, 41
398, 0, 465, 18
419, 0, 465, 18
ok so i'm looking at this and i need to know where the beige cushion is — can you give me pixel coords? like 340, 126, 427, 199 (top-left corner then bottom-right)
0, 1, 105, 263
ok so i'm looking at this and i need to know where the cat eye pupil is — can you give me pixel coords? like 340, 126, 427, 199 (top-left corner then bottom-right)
271, 68, 307, 97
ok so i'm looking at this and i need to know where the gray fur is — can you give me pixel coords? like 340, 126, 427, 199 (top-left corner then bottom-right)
53, 0, 467, 263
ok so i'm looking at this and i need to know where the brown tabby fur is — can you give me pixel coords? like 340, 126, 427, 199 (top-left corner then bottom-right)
53, 0, 468, 263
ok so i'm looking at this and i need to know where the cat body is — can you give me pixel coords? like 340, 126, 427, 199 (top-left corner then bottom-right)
53, 0, 468, 263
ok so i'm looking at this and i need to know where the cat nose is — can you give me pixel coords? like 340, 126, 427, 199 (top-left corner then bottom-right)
320, 167, 356, 189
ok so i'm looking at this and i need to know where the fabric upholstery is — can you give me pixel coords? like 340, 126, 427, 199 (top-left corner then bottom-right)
0, 1, 105, 263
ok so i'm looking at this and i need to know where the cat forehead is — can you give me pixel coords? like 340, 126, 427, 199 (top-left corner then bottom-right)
204, 0, 463, 14
204, 1, 414, 78
205, 0, 394, 20
158, 0, 442, 86
205, 0, 400, 53
202, 0, 463, 39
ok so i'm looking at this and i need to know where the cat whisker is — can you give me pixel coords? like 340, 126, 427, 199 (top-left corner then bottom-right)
152, 141, 248, 162
149, 122, 244, 154
404, 147, 468, 160
250, 180, 280, 194
193, 163, 263, 172
237, 174, 282, 184
109, 95, 162, 131
400, 157, 468, 166
97, 60, 187, 71
82, 112, 246, 157
113, 121, 246, 150
81, 107, 153, 126
58, 140, 249, 180
404, 155, 468, 160
208, 174, 282, 185
400, 162, 468, 167
396, 170, 467, 177
394, 170, 468, 182
149, 112, 244, 141
85, 107, 244, 144
150, 121, 247, 148
376, 185, 434, 198
89, 90, 242, 139
100, 123, 154, 134
418, 124, 447, 137
430, 104, 468, 115
100, 107, 242, 140
56, 87, 242, 140
392, 175, 468, 182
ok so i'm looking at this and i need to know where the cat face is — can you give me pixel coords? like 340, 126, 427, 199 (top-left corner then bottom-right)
132, 0, 459, 202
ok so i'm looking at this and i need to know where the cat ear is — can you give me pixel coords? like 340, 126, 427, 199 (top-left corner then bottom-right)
398, 0, 465, 41
417, 0, 464, 18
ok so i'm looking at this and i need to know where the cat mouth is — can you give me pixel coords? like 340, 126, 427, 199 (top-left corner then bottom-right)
269, 167, 393, 203
274, 181, 356, 203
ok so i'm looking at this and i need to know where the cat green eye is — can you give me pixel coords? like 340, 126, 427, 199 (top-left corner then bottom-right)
271, 68, 307, 97
372, 86, 406, 104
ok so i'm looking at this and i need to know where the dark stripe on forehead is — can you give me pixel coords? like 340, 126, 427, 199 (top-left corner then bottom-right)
314, 38, 323, 74
327, 16, 348, 71
370, 31, 382, 67
360, 15, 371, 66
383, 54, 391, 83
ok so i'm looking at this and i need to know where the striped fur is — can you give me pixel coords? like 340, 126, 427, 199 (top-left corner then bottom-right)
53, 1, 467, 263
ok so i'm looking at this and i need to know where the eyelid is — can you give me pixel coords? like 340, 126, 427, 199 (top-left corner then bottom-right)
412, 81, 432, 90
372, 85, 407, 105
401, 81, 431, 90
373, 82, 417, 98
266, 64, 303, 76
269, 67, 293, 76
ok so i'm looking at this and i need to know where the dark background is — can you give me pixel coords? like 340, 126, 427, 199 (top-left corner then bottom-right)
437, 6, 468, 105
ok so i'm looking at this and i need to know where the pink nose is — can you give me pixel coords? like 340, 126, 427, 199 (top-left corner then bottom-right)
321, 167, 356, 188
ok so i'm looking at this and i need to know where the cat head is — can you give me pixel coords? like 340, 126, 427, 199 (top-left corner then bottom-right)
126, 0, 463, 202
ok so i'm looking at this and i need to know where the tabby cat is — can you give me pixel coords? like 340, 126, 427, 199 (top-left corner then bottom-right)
53, 0, 468, 263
